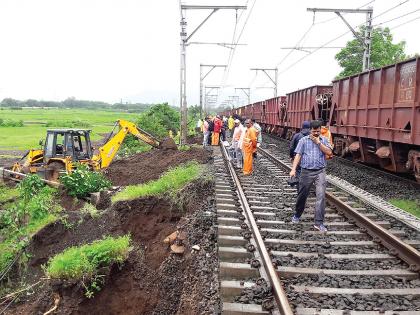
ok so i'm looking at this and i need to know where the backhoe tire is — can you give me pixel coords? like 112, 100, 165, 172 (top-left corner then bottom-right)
46, 162, 65, 182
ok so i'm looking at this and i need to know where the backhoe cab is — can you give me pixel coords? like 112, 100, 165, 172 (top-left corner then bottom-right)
9, 119, 174, 182
11, 129, 93, 181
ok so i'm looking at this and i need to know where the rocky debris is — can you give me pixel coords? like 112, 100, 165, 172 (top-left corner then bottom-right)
286, 292, 420, 311
234, 279, 273, 306
283, 274, 420, 289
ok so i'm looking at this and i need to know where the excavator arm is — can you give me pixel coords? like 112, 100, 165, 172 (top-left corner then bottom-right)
92, 119, 161, 169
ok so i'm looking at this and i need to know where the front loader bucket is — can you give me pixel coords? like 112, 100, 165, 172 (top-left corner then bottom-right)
158, 137, 177, 150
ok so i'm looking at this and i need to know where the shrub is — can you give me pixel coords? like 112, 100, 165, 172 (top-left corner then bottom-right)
18, 174, 45, 204
136, 103, 180, 138
112, 161, 202, 202
0, 177, 59, 271
45, 120, 91, 128
0, 119, 24, 127
45, 235, 131, 297
118, 134, 151, 157
61, 164, 112, 198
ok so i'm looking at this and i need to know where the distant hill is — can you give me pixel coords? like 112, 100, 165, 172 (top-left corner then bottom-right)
0, 97, 154, 113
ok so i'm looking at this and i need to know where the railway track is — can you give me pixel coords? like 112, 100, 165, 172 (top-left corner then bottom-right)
263, 133, 420, 188
214, 143, 420, 314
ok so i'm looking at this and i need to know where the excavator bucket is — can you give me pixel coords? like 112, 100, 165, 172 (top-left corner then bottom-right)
158, 137, 177, 150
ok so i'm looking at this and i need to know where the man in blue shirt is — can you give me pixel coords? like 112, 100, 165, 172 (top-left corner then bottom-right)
289, 120, 333, 232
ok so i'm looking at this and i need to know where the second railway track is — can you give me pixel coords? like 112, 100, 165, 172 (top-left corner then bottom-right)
214, 142, 420, 314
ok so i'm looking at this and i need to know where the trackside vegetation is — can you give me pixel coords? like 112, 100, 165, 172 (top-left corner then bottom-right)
0, 176, 61, 271
111, 162, 203, 203
61, 164, 112, 198
45, 235, 131, 298
389, 199, 420, 218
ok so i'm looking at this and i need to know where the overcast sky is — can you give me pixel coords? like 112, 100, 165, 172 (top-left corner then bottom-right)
0, 0, 419, 107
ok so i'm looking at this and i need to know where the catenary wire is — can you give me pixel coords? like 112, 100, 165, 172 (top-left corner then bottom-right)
276, 0, 411, 76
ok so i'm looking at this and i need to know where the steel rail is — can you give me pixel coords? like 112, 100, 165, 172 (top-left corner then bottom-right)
257, 147, 420, 269
220, 144, 294, 315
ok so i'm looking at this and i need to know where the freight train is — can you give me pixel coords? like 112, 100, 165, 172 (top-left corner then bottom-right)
220, 57, 420, 182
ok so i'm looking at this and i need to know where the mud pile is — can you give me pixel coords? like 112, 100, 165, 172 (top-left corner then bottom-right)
104, 147, 211, 186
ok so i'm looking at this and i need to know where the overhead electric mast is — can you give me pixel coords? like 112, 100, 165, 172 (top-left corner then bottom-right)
235, 87, 250, 105
250, 68, 278, 97
179, 3, 247, 144
307, 7, 373, 71
200, 64, 227, 117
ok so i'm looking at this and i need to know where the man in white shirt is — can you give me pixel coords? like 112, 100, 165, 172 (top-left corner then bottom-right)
232, 119, 244, 168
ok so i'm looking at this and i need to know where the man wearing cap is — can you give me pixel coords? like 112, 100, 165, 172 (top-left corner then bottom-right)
289, 121, 310, 190
231, 119, 244, 168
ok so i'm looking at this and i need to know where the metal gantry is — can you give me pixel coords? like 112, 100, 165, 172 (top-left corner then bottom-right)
307, 7, 374, 71
179, 3, 247, 144
200, 64, 227, 117
250, 68, 278, 97
235, 87, 251, 105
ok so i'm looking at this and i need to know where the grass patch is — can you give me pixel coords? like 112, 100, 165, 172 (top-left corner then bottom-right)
389, 199, 420, 218
0, 183, 19, 203
45, 235, 131, 298
46, 235, 131, 280
80, 203, 100, 219
178, 144, 192, 151
112, 161, 202, 203
0, 108, 136, 150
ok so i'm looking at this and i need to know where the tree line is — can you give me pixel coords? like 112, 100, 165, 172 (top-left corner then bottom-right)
0, 97, 154, 113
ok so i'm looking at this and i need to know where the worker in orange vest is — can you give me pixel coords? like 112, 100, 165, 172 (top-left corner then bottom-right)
242, 119, 258, 175
320, 120, 334, 159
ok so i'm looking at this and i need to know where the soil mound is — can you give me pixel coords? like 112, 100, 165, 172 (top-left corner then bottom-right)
159, 137, 178, 150
104, 147, 211, 186
4, 178, 218, 315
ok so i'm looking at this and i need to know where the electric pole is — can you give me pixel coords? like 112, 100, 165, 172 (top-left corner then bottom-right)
250, 68, 278, 97
307, 7, 373, 71
179, 4, 247, 145
204, 86, 221, 114
200, 64, 226, 118
235, 87, 251, 105
228, 95, 240, 108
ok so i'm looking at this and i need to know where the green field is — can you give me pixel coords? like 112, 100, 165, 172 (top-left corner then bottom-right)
0, 108, 138, 150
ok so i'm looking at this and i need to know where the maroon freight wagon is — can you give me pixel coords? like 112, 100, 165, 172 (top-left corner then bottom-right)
252, 101, 264, 123
243, 104, 253, 120
262, 96, 287, 134
286, 85, 333, 139
329, 57, 420, 180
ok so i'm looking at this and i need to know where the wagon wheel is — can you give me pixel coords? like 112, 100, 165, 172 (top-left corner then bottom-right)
46, 161, 65, 182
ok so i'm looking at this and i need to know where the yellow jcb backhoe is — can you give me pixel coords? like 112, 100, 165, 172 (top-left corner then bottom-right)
7, 119, 176, 182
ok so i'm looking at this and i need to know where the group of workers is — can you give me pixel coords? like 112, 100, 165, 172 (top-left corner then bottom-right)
200, 115, 262, 176
199, 114, 333, 233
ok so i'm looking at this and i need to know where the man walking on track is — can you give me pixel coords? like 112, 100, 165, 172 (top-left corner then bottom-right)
242, 119, 257, 175
289, 120, 333, 232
